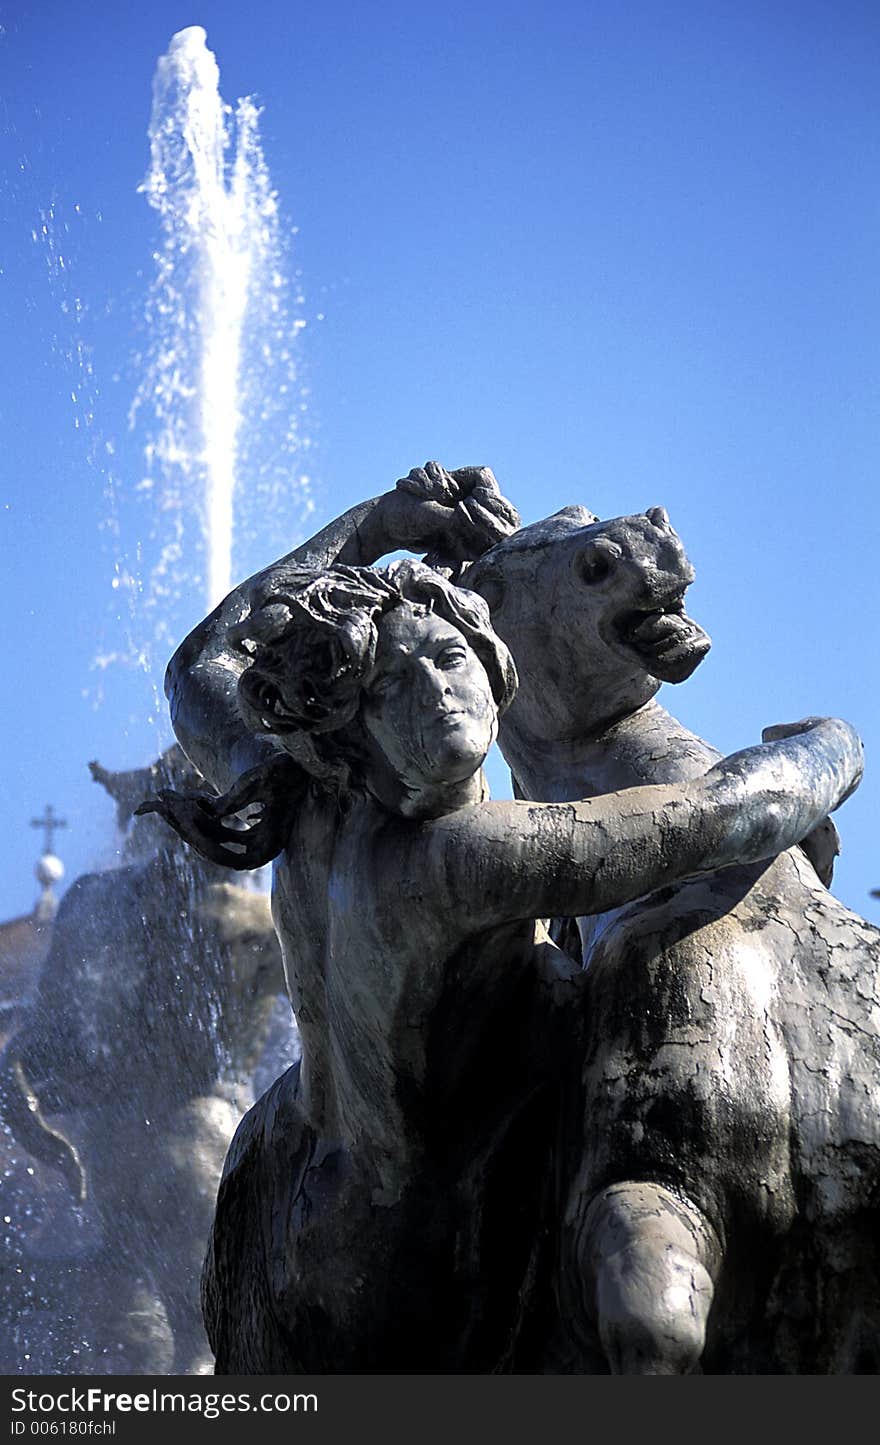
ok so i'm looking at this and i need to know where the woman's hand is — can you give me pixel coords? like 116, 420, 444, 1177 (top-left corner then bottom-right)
382, 461, 520, 560
136, 753, 305, 870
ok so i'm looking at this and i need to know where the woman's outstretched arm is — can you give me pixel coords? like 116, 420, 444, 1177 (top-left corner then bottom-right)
425, 717, 863, 932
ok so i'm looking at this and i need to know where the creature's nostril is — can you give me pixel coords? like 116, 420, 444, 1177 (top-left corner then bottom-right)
646, 506, 669, 529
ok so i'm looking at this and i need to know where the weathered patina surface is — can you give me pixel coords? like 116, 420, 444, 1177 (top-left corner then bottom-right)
147, 465, 867, 1373
466, 503, 880, 1373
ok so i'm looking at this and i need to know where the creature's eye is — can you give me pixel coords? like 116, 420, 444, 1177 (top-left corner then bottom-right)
581, 554, 610, 584
579, 539, 621, 585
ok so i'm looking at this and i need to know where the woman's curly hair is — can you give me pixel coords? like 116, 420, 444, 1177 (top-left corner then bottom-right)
233, 559, 517, 789
141, 562, 518, 870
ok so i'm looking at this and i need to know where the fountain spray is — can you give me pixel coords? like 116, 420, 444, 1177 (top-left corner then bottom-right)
0, 28, 303, 1375
139, 25, 301, 613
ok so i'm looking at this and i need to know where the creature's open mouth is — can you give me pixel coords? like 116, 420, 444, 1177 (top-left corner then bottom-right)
617, 587, 711, 682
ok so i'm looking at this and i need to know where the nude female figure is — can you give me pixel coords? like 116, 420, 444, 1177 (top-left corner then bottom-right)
143, 470, 863, 1372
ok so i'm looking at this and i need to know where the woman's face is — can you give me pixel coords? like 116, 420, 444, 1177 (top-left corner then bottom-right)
360, 605, 498, 790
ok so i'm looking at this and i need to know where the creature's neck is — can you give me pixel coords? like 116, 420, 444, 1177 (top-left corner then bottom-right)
500, 695, 722, 802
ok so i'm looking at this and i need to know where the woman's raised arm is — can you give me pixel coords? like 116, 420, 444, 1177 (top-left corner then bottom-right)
425, 716, 863, 932
164, 493, 402, 792
165, 465, 517, 793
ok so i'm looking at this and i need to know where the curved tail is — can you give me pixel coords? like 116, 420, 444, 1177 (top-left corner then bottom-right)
0, 1039, 87, 1203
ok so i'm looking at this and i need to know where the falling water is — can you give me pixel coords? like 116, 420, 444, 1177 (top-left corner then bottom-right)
137, 24, 309, 615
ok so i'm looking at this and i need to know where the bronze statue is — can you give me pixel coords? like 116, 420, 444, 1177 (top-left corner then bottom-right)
460, 499, 880, 1373
145, 466, 864, 1372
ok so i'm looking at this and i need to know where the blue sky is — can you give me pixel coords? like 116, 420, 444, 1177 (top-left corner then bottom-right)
1, 0, 878, 922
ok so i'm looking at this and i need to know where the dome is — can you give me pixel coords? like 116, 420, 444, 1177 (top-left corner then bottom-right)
35, 852, 65, 886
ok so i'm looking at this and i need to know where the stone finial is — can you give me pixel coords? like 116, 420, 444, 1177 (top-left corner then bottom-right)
34, 851, 64, 923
